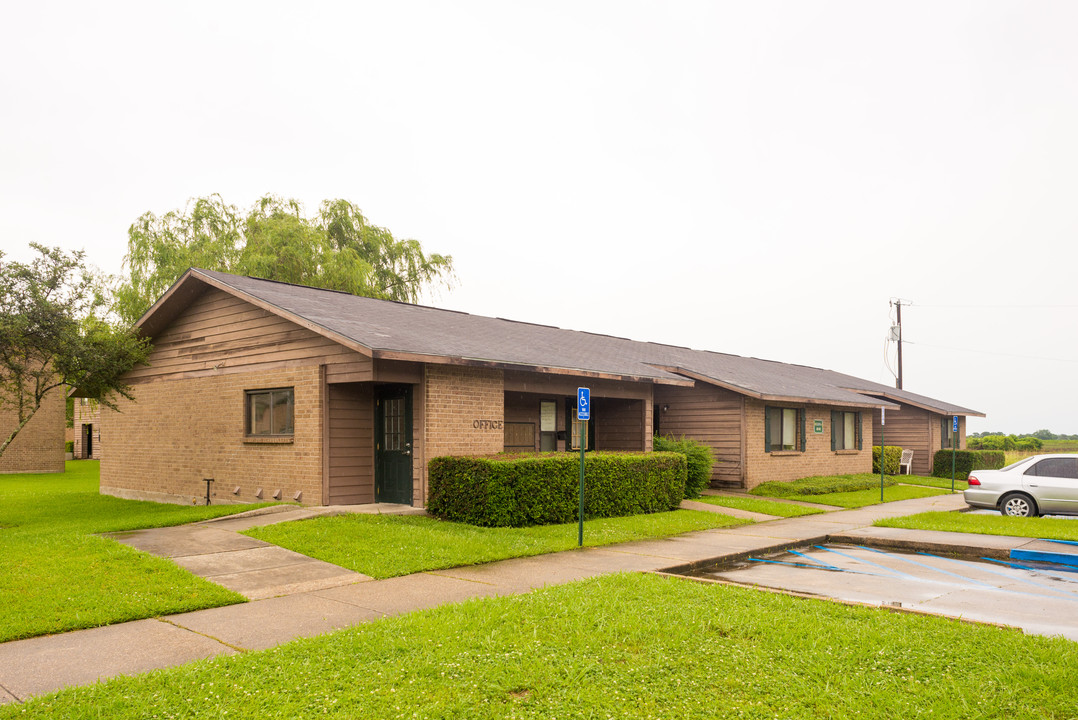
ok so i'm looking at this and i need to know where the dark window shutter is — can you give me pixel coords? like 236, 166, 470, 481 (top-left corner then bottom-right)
856, 412, 863, 450
830, 411, 837, 451
764, 407, 771, 451
799, 410, 806, 452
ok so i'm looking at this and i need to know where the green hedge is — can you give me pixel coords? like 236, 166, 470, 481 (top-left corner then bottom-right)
427, 452, 688, 527
652, 436, 714, 498
872, 446, 902, 475
64, 440, 74, 453
932, 450, 1006, 480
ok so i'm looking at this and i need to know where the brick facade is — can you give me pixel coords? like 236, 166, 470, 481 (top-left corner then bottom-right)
101, 365, 324, 505
0, 385, 65, 474
743, 398, 873, 489
415, 365, 504, 505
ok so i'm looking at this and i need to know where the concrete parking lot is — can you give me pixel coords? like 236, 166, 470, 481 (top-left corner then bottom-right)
702, 542, 1078, 641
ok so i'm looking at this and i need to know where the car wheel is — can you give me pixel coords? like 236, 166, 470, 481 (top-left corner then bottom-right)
1000, 493, 1038, 518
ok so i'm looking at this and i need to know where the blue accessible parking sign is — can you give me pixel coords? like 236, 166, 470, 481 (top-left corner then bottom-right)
577, 387, 590, 420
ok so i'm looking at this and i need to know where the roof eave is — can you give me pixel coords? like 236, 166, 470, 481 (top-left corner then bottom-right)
848, 389, 985, 417
653, 365, 895, 408
375, 350, 694, 386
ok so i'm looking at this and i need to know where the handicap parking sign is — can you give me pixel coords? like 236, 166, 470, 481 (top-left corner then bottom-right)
577, 387, 590, 420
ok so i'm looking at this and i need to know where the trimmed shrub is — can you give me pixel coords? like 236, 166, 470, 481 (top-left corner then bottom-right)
652, 435, 714, 498
753, 474, 896, 497
64, 440, 74, 453
872, 445, 902, 475
427, 452, 687, 527
932, 449, 1006, 480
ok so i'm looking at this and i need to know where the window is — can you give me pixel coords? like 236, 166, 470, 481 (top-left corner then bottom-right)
765, 407, 803, 452
941, 418, 955, 449
831, 411, 861, 451
245, 388, 294, 436
1025, 458, 1078, 479
570, 410, 590, 451
382, 396, 405, 450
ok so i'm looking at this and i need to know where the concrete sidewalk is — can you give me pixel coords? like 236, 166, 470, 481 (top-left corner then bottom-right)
0, 491, 1021, 705
101, 503, 425, 600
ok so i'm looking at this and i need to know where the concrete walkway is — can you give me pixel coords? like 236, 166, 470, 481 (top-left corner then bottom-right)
0, 491, 1024, 705
102, 503, 425, 600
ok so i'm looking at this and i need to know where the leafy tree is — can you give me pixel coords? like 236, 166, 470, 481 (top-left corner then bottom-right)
0, 245, 151, 458
114, 195, 454, 325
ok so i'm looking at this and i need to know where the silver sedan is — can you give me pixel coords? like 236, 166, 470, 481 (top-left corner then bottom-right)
965, 454, 1078, 517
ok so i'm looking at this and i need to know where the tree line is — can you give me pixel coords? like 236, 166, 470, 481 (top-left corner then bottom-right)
969, 429, 1078, 442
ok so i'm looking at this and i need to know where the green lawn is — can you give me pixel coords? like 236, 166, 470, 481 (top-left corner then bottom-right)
0, 461, 273, 642
693, 495, 826, 517
877, 511, 1078, 541
783, 484, 948, 509
244, 509, 751, 578
8, 572, 1077, 719
750, 473, 950, 509
894, 474, 968, 491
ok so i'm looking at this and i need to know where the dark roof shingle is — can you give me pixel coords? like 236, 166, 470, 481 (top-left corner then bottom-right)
157, 269, 982, 415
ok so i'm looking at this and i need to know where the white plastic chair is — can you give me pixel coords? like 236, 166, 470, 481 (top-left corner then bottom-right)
899, 449, 914, 475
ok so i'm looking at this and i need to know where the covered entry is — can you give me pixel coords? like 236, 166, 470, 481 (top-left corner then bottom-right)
325, 381, 414, 506
503, 388, 650, 453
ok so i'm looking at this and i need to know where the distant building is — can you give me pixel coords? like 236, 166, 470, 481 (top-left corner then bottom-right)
72, 398, 102, 460
0, 386, 65, 473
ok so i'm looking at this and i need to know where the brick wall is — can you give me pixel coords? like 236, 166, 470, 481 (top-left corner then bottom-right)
0, 385, 65, 474
101, 365, 324, 505
417, 365, 504, 504
72, 400, 102, 460
743, 399, 873, 488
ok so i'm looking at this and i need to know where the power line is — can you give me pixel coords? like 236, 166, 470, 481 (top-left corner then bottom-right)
904, 340, 1078, 364
908, 303, 1078, 310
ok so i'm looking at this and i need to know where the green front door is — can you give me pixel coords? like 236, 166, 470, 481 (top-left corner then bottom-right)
375, 385, 413, 504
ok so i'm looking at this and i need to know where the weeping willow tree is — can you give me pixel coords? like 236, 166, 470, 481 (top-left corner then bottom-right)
113, 195, 454, 325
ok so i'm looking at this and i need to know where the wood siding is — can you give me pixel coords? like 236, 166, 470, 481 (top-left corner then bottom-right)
872, 405, 934, 475
127, 288, 371, 382
504, 392, 541, 450
326, 383, 374, 504
654, 383, 743, 486
593, 397, 645, 451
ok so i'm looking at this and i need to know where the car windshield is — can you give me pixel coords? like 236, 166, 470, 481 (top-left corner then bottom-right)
1001, 457, 1037, 472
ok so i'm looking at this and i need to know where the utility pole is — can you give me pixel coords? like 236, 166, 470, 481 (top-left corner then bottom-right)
895, 300, 903, 390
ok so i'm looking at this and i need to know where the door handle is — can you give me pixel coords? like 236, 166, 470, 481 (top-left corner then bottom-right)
402, 450, 411, 456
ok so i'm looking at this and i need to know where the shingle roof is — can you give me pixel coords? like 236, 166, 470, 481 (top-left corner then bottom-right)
143, 268, 983, 416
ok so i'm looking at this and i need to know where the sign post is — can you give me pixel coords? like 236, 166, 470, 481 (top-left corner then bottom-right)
880, 408, 885, 502
951, 415, 958, 493
577, 387, 590, 547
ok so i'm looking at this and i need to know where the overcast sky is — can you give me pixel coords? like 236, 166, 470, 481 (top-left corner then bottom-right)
2, 1, 1075, 434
